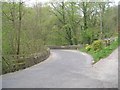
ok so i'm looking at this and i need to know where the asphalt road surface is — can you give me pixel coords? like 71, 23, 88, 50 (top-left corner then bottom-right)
1, 49, 118, 88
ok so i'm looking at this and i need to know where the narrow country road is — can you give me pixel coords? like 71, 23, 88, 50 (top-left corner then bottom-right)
1, 49, 118, 88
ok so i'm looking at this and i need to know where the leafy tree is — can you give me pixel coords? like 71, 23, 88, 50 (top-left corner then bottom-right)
2, 1, 24, 55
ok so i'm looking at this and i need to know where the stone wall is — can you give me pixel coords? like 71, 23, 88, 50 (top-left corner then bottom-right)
2, 48, 50, 74
46, 45, 83, 50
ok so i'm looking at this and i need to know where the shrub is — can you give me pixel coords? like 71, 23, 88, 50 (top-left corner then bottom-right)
85, 44, 92, 51
80, 39, 118, 63
92, 40, 104, 51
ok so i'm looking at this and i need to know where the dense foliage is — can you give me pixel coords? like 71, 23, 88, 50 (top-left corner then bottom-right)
2, 1, 118, 55
2, 1, 118, 74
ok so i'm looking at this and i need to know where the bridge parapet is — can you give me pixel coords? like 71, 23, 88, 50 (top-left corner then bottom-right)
46, 45, 83, 50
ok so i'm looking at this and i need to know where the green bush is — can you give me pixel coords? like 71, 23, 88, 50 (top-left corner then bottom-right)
85, 44, 92, 51
92, 40, 104, 51
80, 38, 118, 63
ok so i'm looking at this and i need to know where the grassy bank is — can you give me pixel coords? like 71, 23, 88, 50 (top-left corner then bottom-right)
80, 38, 119, 63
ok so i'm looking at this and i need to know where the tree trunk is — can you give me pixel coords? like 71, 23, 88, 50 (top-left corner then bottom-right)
16, 1, 22, 55
83, 2, 88, 31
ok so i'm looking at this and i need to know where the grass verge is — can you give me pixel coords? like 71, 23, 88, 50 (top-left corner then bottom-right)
80, 39, 119, 63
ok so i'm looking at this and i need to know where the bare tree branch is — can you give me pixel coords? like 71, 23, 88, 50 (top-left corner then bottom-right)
2, 11, 13, 21
49, 10, 64, 24
51, 2, 63, 16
